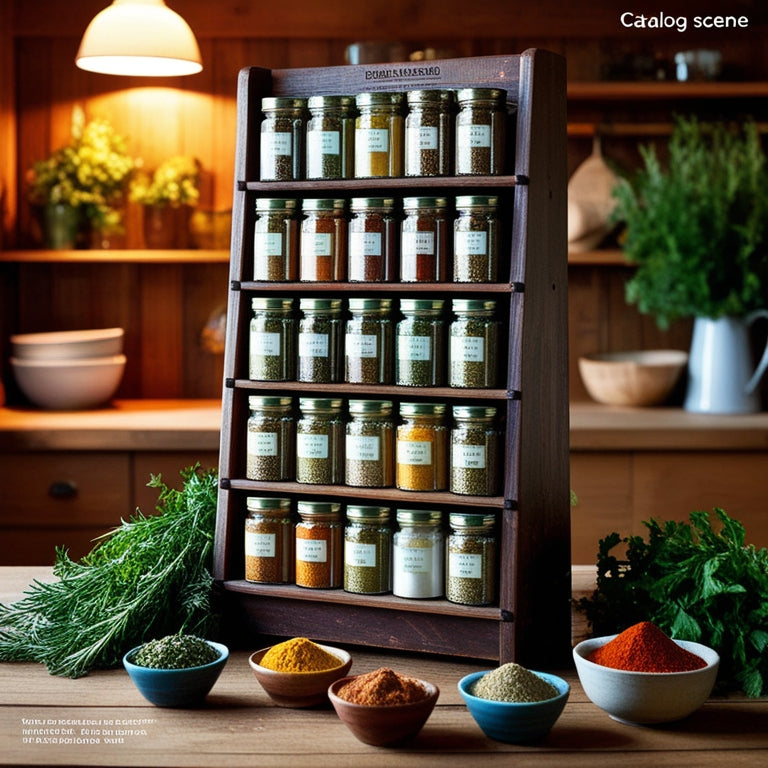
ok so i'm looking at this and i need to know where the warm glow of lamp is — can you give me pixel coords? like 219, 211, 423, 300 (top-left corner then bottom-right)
75, 0, 202, 77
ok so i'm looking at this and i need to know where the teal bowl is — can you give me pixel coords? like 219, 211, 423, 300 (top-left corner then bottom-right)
123, 641, 229, 708
458, 670, 569, 743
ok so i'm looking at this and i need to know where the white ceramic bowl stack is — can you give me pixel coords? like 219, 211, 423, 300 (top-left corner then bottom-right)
10, 328, 126, 410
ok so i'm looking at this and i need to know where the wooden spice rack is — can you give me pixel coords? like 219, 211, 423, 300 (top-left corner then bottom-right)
213, 49, 571, 666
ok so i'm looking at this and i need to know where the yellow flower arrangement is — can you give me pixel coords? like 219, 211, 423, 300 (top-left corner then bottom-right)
129, 155, 201, 208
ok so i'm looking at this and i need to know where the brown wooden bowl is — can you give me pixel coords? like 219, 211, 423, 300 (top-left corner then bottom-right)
328, 675, 439, 746
248, 645, 352, 708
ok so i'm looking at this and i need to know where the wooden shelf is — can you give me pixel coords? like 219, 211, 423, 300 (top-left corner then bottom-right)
0, 249, 230, 263
567, 81, 768, 101
568, 248, 627, 265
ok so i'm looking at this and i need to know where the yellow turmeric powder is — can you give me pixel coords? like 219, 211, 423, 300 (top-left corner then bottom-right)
259, 637, 343, 673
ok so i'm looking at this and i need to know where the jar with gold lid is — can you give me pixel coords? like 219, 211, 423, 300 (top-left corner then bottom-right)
295, 500, 343, 588
260, 96, 307, 181
354, 92, 404, 178
245, 496, 294, 583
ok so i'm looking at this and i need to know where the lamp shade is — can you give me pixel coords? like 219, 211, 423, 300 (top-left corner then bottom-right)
75, 0, 202, 76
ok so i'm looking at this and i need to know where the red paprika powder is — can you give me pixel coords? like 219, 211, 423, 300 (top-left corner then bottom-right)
588, 621, 707, 673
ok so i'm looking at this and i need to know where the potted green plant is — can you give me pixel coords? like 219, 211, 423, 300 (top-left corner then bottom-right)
612, 116, 768, 413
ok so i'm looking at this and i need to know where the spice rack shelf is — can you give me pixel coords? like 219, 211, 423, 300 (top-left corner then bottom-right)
214, 50, 570, 666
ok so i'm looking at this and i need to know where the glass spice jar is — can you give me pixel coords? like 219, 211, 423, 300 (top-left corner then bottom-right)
306, 95, 355, 180
395, 298, 445, 387
345, 399, 394, 488
450, 405, 500, 496
400, 196, 448, 282
404, 89, 454, 177
249, 297, 295, 381
297, 298, 343, 383
448, 298, 499, 388
344, 505, 392, 595
260, 96, 307, 181
299, 198, 347, 282
344, 298, 393, 385
348, 197, 397, 282
354, 91, 404, 178
392, 509, 444, 599
295, 500, 343, 589
246, 396, 295, 481
253, 198, 299, 282
295, 397, 344, 485
244, 496, 295, 584
396, 402, 448, 491
453, 195, 500, 283
455, 88, 506, 176
446, 512, 497, 605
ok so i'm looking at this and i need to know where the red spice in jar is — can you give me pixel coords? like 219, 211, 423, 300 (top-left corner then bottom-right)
588, 621, 707, 673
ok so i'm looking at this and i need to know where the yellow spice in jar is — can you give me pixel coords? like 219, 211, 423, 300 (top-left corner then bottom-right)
259, 637, 342, 673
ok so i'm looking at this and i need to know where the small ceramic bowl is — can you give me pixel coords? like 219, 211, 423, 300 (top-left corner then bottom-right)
573, 636, 719, 725
248, 644, 352, 708
10, 327, 124, 361
328, 674, 439, 746
458, 670, 569, 743
123, 640, 229, 708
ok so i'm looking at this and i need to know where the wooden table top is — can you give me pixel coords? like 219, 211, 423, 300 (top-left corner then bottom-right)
1, 567, 766, 767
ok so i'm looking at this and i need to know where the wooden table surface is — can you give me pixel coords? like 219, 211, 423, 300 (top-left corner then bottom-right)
1, 567, 766, 767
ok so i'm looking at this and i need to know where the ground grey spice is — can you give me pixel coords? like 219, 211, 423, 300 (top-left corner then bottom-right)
132, 634, 219, 670
471, 663, 558, 703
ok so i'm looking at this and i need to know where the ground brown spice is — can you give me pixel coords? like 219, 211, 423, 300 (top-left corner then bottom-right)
336, 667, 427, 706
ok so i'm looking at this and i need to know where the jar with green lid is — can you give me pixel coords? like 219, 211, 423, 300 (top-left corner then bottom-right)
299, 198, 347, 282
297, 298, 343, 383
306, 95, 355, 180
295, 500, 343, 588
345, 399, 394, 488
249, 297, 295, 381
348, 197, 397, 282
448, 299, 499, 388
260, 96, 307, 181
253, 198, 299, 282
296, 397, 344, 485
446, 513, 497, 605
405, 89, 454, 177
455, 88, 506, 176
354, 92, 404, 178
396, 402, 448, 491
245, 496, 295, 584
246, 396, 295, 481
396, 298, 445, 387
453, 195, 499, 283
345, 298, 393, 384
400, 196, 448, 282
344, 505, 392, 594
392, 509, 444, 599
450, 405, 500, 496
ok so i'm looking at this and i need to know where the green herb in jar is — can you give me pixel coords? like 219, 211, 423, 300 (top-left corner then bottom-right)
446, 513, 496, 605
450, 405, 500, 496
453, 195, 499, 283
344, 505, 392, 594
449, 299, 499, 388
396, 298, 445, 387
132, 634, 219, 669
296, 397, 344, 485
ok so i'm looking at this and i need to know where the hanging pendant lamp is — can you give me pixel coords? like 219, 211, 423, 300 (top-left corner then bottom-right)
75, 0, 202, 77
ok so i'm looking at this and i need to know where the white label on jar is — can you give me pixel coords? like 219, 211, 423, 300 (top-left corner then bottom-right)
301, 231, 332, 256
396, 545, 433, 574
397, 440, 432, 465
398, 335, 431, 361
247, 430, 278, 456
453, 444, 487, 468
416, 125, 438, 150
346, 333, 378, 358
345, 540, 377, 568
297, 432, 329, 459
254, 232, 283, 256
350, 231, 382, 257
297, 538, 327, 563
245, 531, 276, 558
459, 124, 492, 148
251, 331, 281, 357
359, 128, 389, 153
402, 230, 435, 255
451, 335, 485, 362
299, 332, 329, 358
450, 551, 482, 579
455, 230, 488, 256
347, 434, 380, 461
308, 129, 340, 156
261, 131, 292, 158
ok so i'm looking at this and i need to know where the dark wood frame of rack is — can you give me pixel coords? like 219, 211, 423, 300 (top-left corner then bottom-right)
213, 49, 570, 667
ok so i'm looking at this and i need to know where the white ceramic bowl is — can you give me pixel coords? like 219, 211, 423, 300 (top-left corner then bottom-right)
10, 327, 124, 361
573, 635, 719, 725
11, 354, 126, 410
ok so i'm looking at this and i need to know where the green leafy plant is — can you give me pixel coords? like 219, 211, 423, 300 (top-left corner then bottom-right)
612, 116, 768, 329
578, 508, 768, 697
129, 155, 201, 207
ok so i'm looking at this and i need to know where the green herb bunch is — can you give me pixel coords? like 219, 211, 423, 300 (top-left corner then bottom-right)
578, 508, 768, 697
613, 116, 768, 329
129, 155, 201, 207
0, 465, 219, 678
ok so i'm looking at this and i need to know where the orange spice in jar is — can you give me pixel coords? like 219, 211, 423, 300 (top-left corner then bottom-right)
244, 496, 295, 583
300, 198, 347, 282
295, 500, 343, 588
396, 402, 448, 491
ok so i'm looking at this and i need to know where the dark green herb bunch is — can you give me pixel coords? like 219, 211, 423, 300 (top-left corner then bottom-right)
613, 116, 768, 329
578, 508, 768, 697
0, 465, 219, 678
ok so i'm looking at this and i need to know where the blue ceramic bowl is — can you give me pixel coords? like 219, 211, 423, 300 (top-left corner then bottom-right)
458, 669, 569, 743
123, 640, 229, 708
